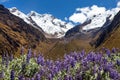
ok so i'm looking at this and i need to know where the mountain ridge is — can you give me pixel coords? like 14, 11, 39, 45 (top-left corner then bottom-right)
9, 7, 74, 38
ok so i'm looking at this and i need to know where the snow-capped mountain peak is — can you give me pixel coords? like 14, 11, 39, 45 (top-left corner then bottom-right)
69, 5, 120, 31
27, 11, 55, 22
28, 11, 73, 37
82, 12, 111, 30
9, 8, 74, 38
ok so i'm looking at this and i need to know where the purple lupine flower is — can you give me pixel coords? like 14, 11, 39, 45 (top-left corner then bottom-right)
65, 64, 70, 73
116, 60, 120, 66
72, 52, 78, 61
109, 69, 119, 79
106, 49, 111, 57
39, 67, 44, 76
36, 74, 41, 80
18, 75, 23, 80
64, 75, 69, 80
107, 62, 114, 68
68, 76, 73, 80
64, 75, 73, 80
10, 70, 15, 80
37, 55, 44, 66
53, 66, 59, 74
22, 78, 25, 80
31, 78, 35, 80
81, 58, 88, 66
103, 62, 113, 72
98, 66, 103, 71
26, 49, 32, 63
37, 55, 41, 65
95, 54, 102, 62
112, 48, 117, 53
103, 58, 107, 64
70, 60, 76, 67
86, 52, 95, 61
55, 60, 60, 66
81, 49, 85, 55
50, 70, 56, 78
75, 74, 82, 80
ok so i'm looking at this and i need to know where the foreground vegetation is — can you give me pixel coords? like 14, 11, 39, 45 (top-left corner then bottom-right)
0, 48, 120, 80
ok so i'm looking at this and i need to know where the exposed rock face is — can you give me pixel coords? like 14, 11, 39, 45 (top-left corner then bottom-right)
65, 20, 92, 38
91, 11, 120, 48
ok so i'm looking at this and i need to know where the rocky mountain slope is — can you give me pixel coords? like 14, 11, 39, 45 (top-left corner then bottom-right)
0, 5, 46, 55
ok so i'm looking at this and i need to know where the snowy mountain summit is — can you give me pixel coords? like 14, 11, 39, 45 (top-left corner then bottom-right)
9, 7, 74, 38
69, 5, 120, 31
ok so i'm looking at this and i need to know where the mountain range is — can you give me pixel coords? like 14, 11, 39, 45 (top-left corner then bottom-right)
9, 6, 119, 38
0, 5, 119, 59
9, 7, 74, 38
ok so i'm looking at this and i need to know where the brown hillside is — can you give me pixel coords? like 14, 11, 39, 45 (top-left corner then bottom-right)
0, 5, 46, 55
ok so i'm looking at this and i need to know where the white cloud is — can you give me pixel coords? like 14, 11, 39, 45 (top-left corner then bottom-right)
0, 0, 9, 2
64, 17, 68, 21
117, 1, 120, 7
69, 13, 87, 24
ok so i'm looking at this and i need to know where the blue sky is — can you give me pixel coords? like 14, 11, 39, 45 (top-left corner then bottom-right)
0, 0, 120, 20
